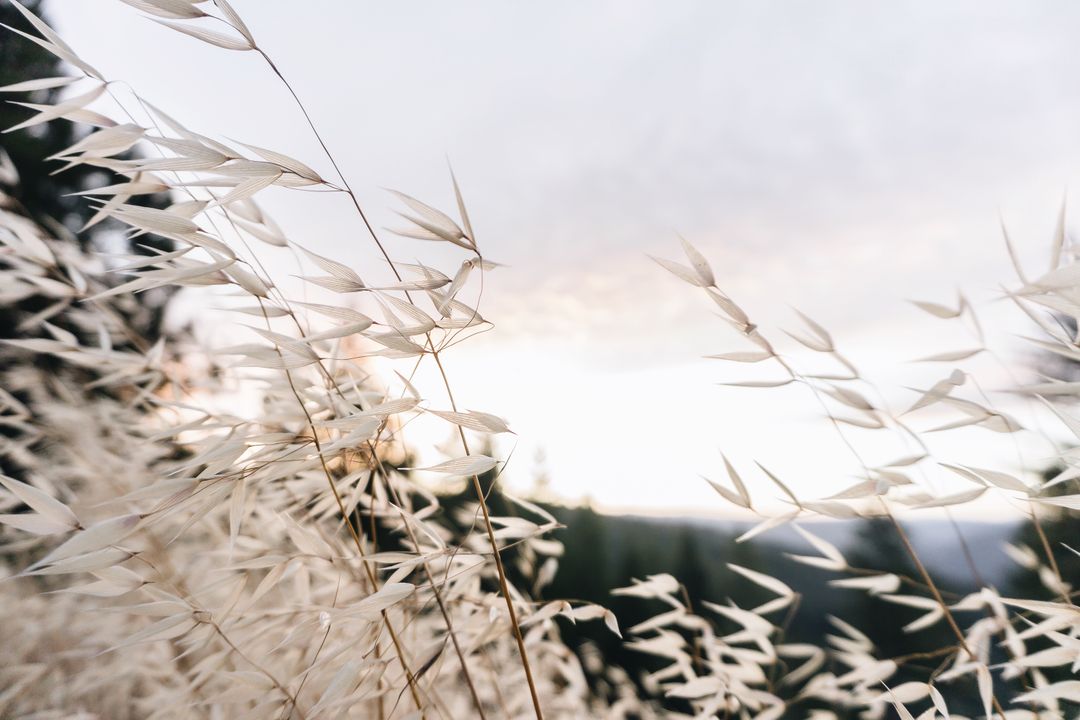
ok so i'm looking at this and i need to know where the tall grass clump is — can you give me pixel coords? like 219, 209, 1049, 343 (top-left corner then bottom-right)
634, 238, 1080, 717
0, 2, 624, 718
0, 1, 1077, 718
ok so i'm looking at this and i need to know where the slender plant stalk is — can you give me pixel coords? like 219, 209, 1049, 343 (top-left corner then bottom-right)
883, 506, 1007, 720
1030, 508, 1074, 607
212, 622, 307, 720
431, 351, 545, 718
368, 449, 488, 718
254, 44, 545, 720
230, 147, 490, 714
259, 300, 426, 714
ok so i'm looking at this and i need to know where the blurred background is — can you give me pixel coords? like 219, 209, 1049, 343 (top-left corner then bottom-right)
3, 1, 1079, 712
38, 0, 1080, 514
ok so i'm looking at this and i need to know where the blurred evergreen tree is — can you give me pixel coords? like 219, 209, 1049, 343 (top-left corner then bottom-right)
845, 518, 925, 660
1005, 472, 1079, 695
671, 525, 709, 603
1006, 467, 1079, 593
0, 0, 172, 482
1006, 323, 1080, 612
0, 0, 171, 340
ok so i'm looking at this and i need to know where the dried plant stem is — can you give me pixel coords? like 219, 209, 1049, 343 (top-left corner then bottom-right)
287, 620, 332, 719
677, 584, 704, 674
431, 350, 545, 719
889, 645, 958, 666
1030, 508, 1073, 607
211, 622, 307, 720
479, 647, 513, 717
368, 455, 488, 718
883, 506, 1007, 720
255, 46, 544, 720
262, 302, 425, 715
241, 163, 488, 715
868, 399, 986, 587
295, 387, 424, 713
840, 564, 958, 599
761, 308, 985, 597
766, 593, 802, 692
233, 205, 488, 715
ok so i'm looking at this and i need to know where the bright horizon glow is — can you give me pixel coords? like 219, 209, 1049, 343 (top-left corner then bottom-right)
50, 1, 1080, 517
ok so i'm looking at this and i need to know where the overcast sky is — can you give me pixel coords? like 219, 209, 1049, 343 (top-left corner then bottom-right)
47, 1, 1080, 516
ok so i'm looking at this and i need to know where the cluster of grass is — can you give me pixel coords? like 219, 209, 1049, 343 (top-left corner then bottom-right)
0, 2, 1077, 718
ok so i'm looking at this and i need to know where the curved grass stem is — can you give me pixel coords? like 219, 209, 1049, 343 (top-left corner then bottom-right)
253, 43, 543, 720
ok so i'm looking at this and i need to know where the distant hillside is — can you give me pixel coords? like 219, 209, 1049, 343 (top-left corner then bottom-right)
540, 504, 1027, 715
643, 514, 1021, 587
545, 506, 1020, 604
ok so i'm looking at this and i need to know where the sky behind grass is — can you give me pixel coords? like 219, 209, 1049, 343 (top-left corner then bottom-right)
49, 1, 1080, 514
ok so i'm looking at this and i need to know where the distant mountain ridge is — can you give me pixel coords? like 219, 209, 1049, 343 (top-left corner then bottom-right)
541, 505, 1029, 712
669, 515, 1023, 588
